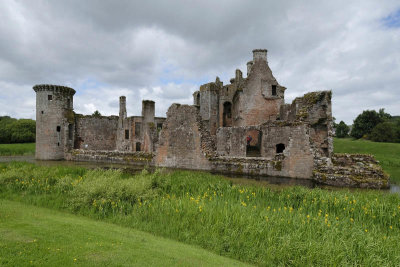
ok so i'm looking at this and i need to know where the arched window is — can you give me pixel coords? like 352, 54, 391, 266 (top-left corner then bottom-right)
276, 143, 285, 153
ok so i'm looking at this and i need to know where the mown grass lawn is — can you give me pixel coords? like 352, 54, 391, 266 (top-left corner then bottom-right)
334, 138, 400, 183
0, 199, 248, 267
0, 143, 35, 156
1, 162, 400, 266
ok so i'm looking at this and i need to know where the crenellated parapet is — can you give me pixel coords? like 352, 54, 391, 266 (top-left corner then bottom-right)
33, 84, 76, 95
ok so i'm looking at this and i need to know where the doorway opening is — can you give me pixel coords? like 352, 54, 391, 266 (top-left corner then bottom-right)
223, 101, 232, 127
246, 130, 262, 157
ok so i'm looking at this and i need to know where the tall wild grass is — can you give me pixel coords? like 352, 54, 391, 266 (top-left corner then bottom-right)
1, 162, 400, 265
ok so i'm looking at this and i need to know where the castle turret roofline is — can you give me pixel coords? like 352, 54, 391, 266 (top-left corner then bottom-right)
33, 84, 76, 95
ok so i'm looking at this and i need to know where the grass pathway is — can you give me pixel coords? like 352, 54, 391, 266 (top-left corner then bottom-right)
0, 199, 249, 266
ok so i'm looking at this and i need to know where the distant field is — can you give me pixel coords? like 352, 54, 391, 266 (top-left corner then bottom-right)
0, 143, 35, 156
1, 162, 400, 266
0, 199, 247, 267
334, 138, 400, 183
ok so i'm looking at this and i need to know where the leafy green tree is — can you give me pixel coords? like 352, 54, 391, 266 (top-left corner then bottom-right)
0, 116, 16, 143
378, 108, 391, 121
351, 110, 384, 139
370, 122, 398, 143
0, 116, 35, 143
335, 121, 350, 138
8, 119, 36, 143
92, 110, 102, 117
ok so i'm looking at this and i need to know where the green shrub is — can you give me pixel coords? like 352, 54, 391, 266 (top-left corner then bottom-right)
370, 122, 399, 143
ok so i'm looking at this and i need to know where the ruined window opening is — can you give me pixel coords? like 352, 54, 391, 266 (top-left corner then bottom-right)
157, 123, 163, 130
67, 99, 71, 108
135, 122, 141, 136
276, 143, 285, 154
136, 142, 141, 151
125, 129, 129, 139
272, 85, 277, 96
56, 126, 61, 132
48, 95, 53, 101
223, 102, 232, 127
57, 142, 60, 146
246, 130, 262, 157
68, 124, 73, 140
41, 111, 44, 114
196, 94, 200, 106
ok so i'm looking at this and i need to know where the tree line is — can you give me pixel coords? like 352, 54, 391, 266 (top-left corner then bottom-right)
335, 109, 400, 143
0, 116, 35, 143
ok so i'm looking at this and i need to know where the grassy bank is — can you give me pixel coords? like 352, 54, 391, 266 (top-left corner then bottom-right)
1, 162, 400, 266
334, 138, 400, 183
0, 143, 35, 156
0, 199, 247, 267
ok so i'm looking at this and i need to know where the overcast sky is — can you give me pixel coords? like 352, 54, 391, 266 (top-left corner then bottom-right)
1, 0, 399, 124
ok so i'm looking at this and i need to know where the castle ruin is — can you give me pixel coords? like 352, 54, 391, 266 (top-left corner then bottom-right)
33, 49, 389, 188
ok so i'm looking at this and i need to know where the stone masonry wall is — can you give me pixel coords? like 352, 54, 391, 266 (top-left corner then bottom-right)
280, 91, 333, 157
313, 154, 389, 189
215, 122, 314, 179
155, 104, 212, 170
234, 56, 284, 126
65, 149, 153, 165
75, 115, 118, 151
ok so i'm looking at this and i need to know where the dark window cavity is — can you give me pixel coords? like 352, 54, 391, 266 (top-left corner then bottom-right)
125, 129, 129, 139
48, 95, 53, 100
135, 122, 141, 136
136, 142, 141, 151
196, 93, 200, 106
157, 123, 163, 130
56, 126, 61, 132
272, 85, 277, 96
41, 111, 44, 114
276, 143, 285, 153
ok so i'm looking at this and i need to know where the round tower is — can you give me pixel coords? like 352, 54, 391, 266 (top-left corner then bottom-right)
33, 84, 76, 160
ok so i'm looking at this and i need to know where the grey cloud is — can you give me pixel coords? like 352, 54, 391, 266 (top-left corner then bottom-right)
0, 0, 400, 124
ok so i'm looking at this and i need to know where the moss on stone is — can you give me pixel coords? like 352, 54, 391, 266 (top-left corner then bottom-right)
64, 110, 75, 124
148, 122, 156, 130
273, 161, 282, 171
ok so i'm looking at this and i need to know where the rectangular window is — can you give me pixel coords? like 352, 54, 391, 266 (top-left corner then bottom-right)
48, 95, 53, 100
56, 126, 61, 132
272, 85, 277, 96
125, 129, 129, 139
67, 99, 71, 108
135, 122, 141, 136
68, 124, 73, 140
157, 123, 163, 130
136, 142, 141, 151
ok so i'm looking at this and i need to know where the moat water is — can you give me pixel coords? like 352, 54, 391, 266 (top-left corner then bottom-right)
1, 155, 399, 194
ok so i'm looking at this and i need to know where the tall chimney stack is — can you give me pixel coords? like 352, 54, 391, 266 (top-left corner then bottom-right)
252, 49, 268, 63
